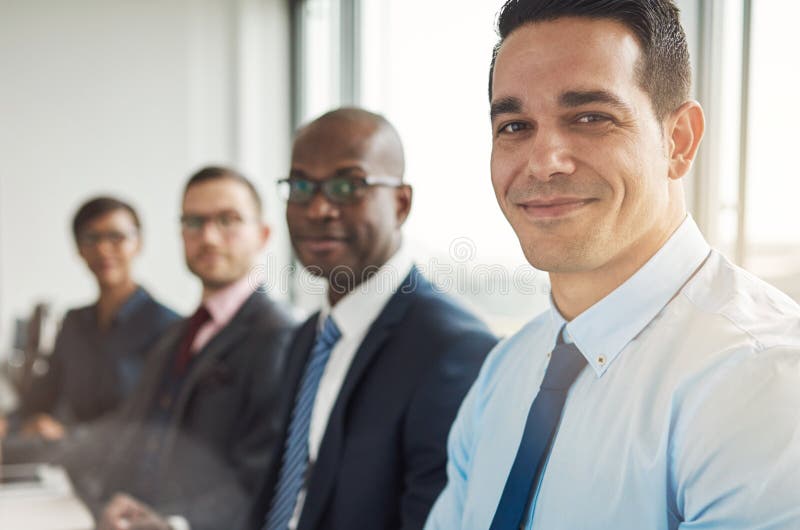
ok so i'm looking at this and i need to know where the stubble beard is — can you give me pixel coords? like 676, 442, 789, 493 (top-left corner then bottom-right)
517, 219, 608, 274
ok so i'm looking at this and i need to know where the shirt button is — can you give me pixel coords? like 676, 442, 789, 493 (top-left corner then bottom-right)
597, 355, 606, 366
546, 351, 552, 359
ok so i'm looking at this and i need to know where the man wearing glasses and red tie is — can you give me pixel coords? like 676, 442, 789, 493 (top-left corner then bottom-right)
246, 107, 497, 530
76, 166, 297, 530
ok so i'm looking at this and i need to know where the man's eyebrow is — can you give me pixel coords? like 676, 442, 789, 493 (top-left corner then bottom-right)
559, 90, 632, 113
490, 96, 523, 121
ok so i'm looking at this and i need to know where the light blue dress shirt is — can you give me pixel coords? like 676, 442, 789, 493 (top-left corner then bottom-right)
425, 216, 800, 530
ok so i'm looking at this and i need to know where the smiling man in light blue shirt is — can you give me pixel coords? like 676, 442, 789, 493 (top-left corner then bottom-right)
424, 1, 800, 529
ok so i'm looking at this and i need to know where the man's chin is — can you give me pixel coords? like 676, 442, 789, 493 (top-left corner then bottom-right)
189, 264, 242, 290
96, 273, 125, 288
523, 244, 610, 275
521, 240, 583, 272
299, 261, 364, 286
200, 276, 240, 291
297, 255, 348, 278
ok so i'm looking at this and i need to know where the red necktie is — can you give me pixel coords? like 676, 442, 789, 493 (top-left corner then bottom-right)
173, 306, 212, 375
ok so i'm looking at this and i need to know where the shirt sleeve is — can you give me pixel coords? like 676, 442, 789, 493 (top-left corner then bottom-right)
166, 515, 191, 530
671, 345, 800, 529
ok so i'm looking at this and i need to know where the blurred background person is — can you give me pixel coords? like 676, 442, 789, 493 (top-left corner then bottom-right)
84, 166, 297, 530
7, 196, 179, 440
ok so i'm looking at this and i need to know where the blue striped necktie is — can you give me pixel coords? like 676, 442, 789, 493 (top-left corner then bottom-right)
489, 328, 587, 530
264, 315, 341, 530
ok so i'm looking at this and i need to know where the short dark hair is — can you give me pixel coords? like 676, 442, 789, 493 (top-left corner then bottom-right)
72, 196, 141, 243
184, 165, 263, 215
489, 0, 691, 120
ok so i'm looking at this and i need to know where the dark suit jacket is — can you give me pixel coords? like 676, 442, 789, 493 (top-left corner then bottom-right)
245, 267, 498, 530
18, 287, 179, 424
61, 290, 297, 530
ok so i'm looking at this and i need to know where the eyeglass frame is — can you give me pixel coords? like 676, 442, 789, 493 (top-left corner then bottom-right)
276, 175, 406, 205
76, 230, 139, 249
179, 211, 254, 236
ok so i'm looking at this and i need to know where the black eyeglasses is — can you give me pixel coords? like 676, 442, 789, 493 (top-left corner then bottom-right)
180, 212, 248, 236
277, 176, 404, 205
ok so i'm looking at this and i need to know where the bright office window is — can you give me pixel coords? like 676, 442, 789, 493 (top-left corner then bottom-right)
295, 0, 342, 119
698, 0, 745, 259
743, 0, 800, 300
698, 0, 800, 301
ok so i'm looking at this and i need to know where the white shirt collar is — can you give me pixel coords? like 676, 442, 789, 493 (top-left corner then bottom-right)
319, 246, 415, 337
549, 215, 712, 376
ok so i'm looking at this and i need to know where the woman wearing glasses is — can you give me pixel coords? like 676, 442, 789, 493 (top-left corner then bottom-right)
13, 196, 180, 441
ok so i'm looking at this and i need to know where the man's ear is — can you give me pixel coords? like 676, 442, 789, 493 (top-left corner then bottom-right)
258, 223, 271, 248
394, 185, 413, 227
666, 100, 705, 180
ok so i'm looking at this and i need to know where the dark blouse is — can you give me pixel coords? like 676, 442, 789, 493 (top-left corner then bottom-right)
20, 287, 180, 424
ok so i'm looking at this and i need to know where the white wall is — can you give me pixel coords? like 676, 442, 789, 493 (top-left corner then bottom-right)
0, 0, 292, 351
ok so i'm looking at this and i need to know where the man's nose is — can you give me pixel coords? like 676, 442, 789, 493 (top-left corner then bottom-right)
95, 238, 116, 255
525, 128, 576, 181
305, 191, 341, 220
198, 219, 224, 242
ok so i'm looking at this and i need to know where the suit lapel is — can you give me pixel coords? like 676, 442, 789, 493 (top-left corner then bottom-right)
251, 314, 318, 528
284, 315, 320, 395
177, 320, 246, 402
121, 325, 183, 422
159, 292, 263, 457
299, 267, 424, 530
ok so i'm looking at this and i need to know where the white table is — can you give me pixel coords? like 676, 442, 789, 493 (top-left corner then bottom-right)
0, 464, 94, 530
